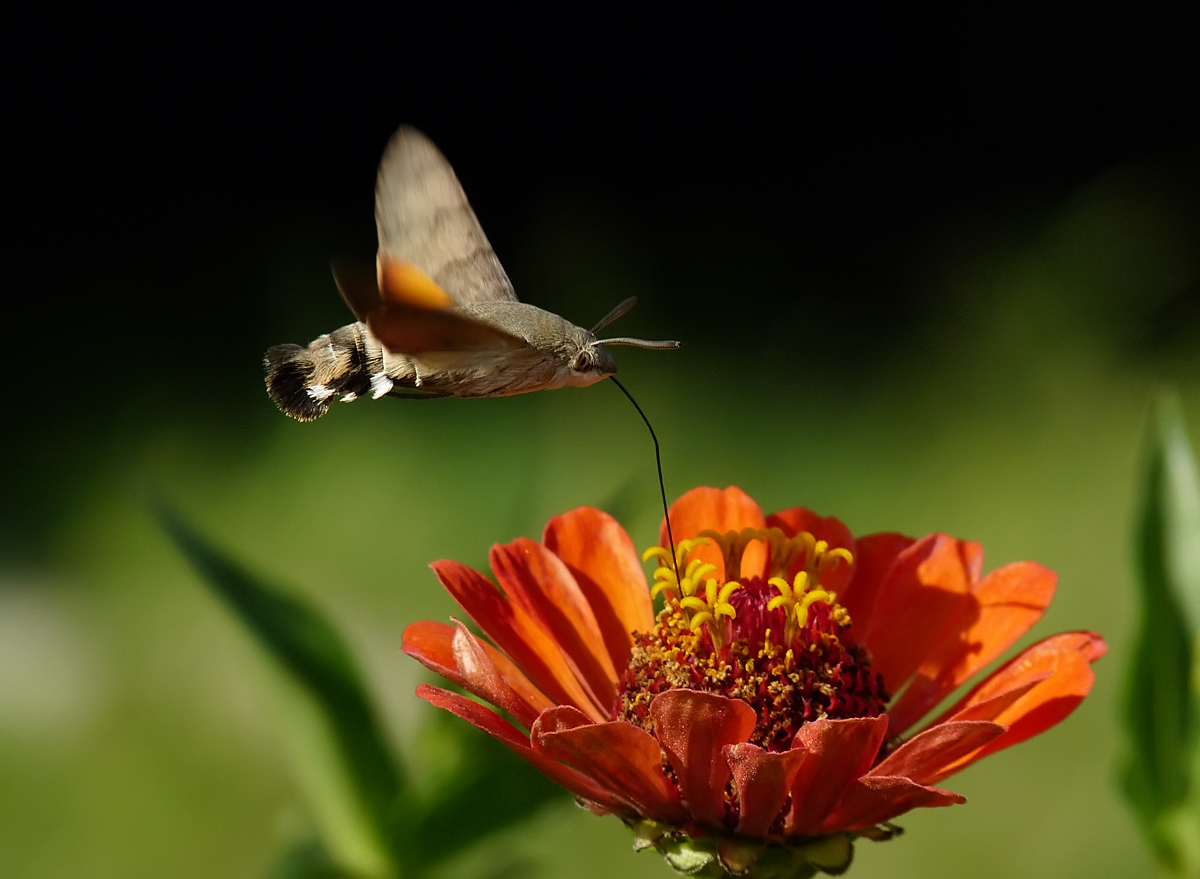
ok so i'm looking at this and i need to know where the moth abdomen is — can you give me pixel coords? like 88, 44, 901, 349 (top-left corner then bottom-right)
263, 324, 382, 422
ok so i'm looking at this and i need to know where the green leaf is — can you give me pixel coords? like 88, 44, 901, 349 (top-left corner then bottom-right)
270, 838, 359, 879
1124, 392, 1200, 874
404, 707, 566, 864
158, 504, 403, 879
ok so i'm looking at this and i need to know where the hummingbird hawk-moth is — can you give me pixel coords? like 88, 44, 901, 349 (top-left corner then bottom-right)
264, 126, 680, 421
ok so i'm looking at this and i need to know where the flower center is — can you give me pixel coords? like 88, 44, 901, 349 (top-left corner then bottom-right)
616, 528, 889, 752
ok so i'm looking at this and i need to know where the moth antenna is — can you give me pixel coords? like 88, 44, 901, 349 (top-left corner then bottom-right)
590, 297, 639, 334
609, 376, 679, 582
597, 337, 683, 350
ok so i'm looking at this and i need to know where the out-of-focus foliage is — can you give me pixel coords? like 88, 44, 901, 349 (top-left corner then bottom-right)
160, 507, 564, 878
1125, 395, 1200, 875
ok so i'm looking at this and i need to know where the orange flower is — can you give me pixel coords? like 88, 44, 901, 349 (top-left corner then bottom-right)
403, 486, 1105, 876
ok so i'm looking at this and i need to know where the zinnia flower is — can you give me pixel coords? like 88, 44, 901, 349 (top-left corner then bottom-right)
403, 486, 1105, 876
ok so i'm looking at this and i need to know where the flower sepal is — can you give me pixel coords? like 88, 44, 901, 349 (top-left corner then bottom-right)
629, 817, 672, 852
628, 822, 861, 878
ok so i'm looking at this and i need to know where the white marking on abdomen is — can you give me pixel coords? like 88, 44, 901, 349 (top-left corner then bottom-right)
370, 373, 394, 399
307, 384, 334, 402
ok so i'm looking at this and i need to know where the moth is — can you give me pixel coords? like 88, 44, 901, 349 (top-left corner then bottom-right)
264, 126, 680, 421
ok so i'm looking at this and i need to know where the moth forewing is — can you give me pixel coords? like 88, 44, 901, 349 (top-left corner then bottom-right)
374, 127, 516, 305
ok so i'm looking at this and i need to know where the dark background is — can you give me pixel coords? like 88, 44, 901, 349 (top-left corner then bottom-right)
4, 11, 1198, 557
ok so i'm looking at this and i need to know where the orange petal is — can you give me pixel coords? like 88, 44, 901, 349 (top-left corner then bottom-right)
924, 631, 1106, 783
449, 621, 557, 729
650, 690, 757, 831
837, 532, 915, 635
785, 715, 889, 836
887, 561, 1057, 734
942, 675, 1049, 723
491, 538, 618, 709
415, 684, 629, 814
819, 775, 965, 833
868, 720, 1006, 785
724, 743, 808, 838
661, 486, 766, 581
862, 534, 982, 694
402, 620, 463, 684
431, 559, 606, 721
402, 620, 554, 729
533, 706, 687, 825
764, 508, 857, 594
543, 507, 654, 673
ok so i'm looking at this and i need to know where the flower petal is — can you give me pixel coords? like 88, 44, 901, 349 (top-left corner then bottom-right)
819, 775, 965, 833
542, 507, 654, 673
924, 631, 1106, 782
887, 561, 1057, 734
449, 621, 557, 729
868, 720, 1006, 785
724, 742, 808, 838
402, 619, 463, 683
431, 559, 606, 721
663, 486, 766, 581
944, 675, 1049, 722
837, 532, 915, 635
491, 538, 618, 709
785, 715, 889, 836
415, 684, 629, 814
402, 620, 554, 729
862, 534, 983, 694
650, 690, 758, 830
533, 706, 687, 825
765, 507, 858, 594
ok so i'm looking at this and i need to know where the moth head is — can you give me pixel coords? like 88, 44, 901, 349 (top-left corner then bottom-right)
570, 343, 619, 383
563, 297, 681, 387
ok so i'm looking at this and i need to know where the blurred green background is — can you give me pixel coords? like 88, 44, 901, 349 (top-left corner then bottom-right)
4, 12, 1198, 879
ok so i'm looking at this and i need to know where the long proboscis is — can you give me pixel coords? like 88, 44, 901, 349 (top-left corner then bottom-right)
609, 377, 679, 583
592, 296, 682, 350
598, 337, 682, 349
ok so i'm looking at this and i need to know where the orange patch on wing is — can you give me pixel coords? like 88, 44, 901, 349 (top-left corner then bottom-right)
378, 256, 455, 309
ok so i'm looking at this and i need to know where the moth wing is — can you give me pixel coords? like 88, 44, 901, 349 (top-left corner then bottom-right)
366, 304, 525, 354
331, 261, 381, 322
375, 126, 518, 304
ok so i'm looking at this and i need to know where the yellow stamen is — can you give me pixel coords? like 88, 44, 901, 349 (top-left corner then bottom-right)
689, 612, 714, 632
699, 527, 768, 580
644, 537, 713, 602
796, 588, 836, 627
767, 569, 851, 642
643, 537, 745, 649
